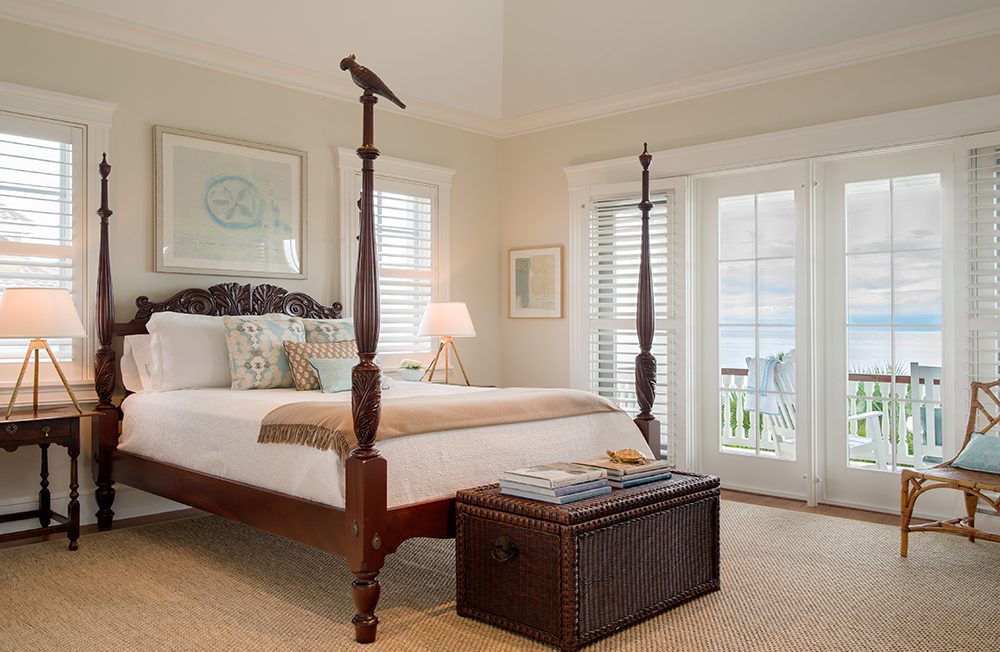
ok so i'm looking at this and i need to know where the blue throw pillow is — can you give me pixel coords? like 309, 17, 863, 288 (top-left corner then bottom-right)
309, 357, 392, 394
952, 433, 1000, 474
309, 357, 355, 393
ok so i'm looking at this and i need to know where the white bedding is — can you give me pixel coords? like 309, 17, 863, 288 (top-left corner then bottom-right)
119, 382, 652, 508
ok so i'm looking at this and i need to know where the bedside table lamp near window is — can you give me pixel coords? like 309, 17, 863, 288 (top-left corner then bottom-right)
418, 302, 476, 385
0, 288, 86, 418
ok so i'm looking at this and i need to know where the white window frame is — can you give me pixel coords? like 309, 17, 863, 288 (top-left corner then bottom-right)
0, 82, 115, 407
566, 93, 1000, 505
337, 148, 453, 366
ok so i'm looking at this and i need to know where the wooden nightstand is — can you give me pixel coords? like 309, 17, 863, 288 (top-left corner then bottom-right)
0, 407, 95, 550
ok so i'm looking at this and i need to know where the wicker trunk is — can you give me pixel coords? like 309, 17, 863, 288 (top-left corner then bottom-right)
456, 472, 720, 651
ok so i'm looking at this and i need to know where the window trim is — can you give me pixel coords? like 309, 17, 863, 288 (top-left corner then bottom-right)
0, 82, 115, 406
337, 148, 454, 363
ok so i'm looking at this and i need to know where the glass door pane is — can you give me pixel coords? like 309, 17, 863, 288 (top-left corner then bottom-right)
718, 190, 797, 460
843, 173, 943, 472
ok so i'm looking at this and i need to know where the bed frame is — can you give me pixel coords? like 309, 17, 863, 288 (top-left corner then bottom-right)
91, 83, 661, 645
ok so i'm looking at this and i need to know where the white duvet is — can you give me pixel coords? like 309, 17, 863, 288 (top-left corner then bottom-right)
119, 382, 652, 508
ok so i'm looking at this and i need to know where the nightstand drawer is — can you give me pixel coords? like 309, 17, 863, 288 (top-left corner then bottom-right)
0, 418, 72, 445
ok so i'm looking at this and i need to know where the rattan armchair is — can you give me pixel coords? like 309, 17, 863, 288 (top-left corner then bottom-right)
900, 380, 1000, 556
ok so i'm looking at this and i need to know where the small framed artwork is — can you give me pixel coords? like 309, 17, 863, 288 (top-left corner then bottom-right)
154, 125, 307, 278
508, 245, 563, 319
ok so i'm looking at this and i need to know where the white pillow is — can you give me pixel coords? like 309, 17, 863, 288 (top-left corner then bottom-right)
120, 338, 143, 393
146, 313, 232, 391
123, 334, 154, 392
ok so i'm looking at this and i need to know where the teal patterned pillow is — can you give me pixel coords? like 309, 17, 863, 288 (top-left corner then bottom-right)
952, 433, 1000, 474
303, 318, 355, 343
223, 315, 305, 389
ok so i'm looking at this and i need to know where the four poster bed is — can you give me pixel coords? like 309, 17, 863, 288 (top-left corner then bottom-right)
90, 64, 662, 645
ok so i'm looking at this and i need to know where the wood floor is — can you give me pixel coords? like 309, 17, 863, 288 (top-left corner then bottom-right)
0, 492, 907, 551
721, 489, 912, 526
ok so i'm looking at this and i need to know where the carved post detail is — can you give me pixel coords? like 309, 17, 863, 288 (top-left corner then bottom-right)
352, 92, 383, 455
635, 144, 661, 459
94, 154, 115, 411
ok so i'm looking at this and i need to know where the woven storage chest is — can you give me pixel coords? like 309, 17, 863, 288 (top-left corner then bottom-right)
456, 472, 720, 651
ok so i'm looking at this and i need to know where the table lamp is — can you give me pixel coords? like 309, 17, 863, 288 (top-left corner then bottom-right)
417, 302, 476, 385
0, 288, 86, 418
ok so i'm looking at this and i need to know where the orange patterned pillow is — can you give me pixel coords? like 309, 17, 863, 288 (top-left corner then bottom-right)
283, 340, 358, 391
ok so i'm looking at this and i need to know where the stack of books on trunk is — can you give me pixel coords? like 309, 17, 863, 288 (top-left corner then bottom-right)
500, 463, 611, 504
573, 456, 672, 489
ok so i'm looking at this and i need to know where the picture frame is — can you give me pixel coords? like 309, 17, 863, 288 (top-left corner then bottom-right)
508, 245, 563, 319
154, 125, 307, 278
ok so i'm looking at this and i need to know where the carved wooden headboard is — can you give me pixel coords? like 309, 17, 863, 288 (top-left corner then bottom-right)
114, 282, 343, 336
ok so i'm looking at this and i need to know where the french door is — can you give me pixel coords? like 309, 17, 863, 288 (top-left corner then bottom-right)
818, 144, 954, 512
696, 163, 811, 499
695, 145, 956, 512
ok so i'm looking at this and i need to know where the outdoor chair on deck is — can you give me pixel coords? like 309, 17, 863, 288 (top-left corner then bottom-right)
909, 362, 943, 466
900, 380, 1000, 556
747, 353, 887, 465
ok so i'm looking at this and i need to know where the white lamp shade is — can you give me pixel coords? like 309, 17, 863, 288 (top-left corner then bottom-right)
417, 302, 476, 338
0, 288, 86, 339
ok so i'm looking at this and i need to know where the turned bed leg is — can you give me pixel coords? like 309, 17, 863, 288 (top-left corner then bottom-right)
95, 482, 115, 531
351, 569, 382, 643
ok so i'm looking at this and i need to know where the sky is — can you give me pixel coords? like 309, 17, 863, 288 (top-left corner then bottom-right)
718, 174, 943, 372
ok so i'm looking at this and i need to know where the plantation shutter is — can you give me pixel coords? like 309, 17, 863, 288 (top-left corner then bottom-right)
373, 177, 436, 356
965, 131, 1000, 385
587, 179, 684, 462
0, 112, 83, 373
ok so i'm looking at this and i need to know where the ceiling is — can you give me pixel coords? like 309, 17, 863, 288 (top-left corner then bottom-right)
4, 0, 1000, 135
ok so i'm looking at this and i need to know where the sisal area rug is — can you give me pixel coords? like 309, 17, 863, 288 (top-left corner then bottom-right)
0, 501, 996, 651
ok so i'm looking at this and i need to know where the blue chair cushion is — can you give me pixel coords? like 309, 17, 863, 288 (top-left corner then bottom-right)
952, 432, 1000, 474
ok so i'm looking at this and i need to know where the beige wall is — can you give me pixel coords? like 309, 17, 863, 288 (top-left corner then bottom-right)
0, 19, 502, 523
498, 33, 1000, 388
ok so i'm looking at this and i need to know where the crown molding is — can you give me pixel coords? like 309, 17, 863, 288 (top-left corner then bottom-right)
564, 93, 1000, 187
2, 1, 999, 139
506, 6, 1000, 137
0, 0, 505, 137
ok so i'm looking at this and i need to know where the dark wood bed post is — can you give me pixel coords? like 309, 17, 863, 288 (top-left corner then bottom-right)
94, 154, 117, 529
340, 53, 406, 644
635, 144, 661, 459
346, 92, 388, 644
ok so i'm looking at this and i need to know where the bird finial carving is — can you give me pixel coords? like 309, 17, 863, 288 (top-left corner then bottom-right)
340, 54, 406, 110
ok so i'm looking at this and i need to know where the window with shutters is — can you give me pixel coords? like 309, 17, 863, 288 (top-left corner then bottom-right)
571, 179, 685, 463
965, 134, 1000, 387
0, 111, 85, 381
338, 150, 453, 366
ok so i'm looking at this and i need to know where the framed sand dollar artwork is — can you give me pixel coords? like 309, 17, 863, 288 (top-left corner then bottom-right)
154, 126, 307, 278
508, 245, 563, 318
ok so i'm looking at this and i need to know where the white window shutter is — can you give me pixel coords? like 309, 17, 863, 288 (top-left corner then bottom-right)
373, 177, 437, 357
0, 113, 83, 370
963, 132, 1000, 386
585, 178, 685, 463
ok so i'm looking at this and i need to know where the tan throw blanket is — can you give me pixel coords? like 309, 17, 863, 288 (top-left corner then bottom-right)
258, 387, 622, 458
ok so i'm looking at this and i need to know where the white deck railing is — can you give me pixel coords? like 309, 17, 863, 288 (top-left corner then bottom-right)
719, 368, 942, 469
